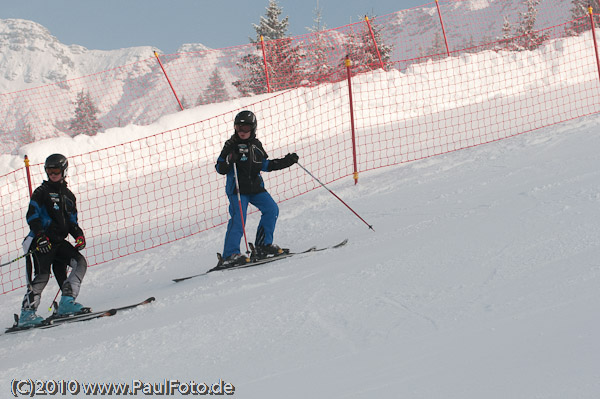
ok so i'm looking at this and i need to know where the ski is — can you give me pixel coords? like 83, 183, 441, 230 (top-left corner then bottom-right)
4, 297, 155, 335
104, 296, 156, 313
173, 239, 348, 283
4, 309, 116, 334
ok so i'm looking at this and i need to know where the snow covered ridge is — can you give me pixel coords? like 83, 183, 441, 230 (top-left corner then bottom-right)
0, 0, 572, 153
1, 20, 600, 295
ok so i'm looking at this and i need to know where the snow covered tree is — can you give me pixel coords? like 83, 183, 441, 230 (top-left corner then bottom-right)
498, 15, 518, 50
233, 0, 306, 95
252, 0, 289, 42
342, 14, 393, 73
180, 95, 191, 110
20, 123, 35, 145
304, 3, 337, 83
69, 91, 102, 137
569, 0, 600, 35
428, 32, 448, 58
502, 15, 512, 40
514, 0, 549, 50
198, 69, 230, 105
307, 2, 326, 33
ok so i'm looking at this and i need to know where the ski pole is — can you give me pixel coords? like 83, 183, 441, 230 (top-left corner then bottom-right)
49, 288, 61, 312
297, 162, 374, 232
233, 163, 250, 255
0, 250, 32, 268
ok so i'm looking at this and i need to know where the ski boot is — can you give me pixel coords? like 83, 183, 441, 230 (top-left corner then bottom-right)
56, 296, 87, 316
214, 253, 250, 270
18, 308, 44, 327
254, 244, 288, 259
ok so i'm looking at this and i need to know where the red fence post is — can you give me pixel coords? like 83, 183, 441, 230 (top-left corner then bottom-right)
365, 16, 385, 69
153, 51, 184, 111
435, 0, 451, 56
345, 56, 359, 185
24, 155, 33, 197
260, 36, 272, 93
589, 7, 600, 84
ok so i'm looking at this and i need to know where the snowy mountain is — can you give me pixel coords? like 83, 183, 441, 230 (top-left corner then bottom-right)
0, 18, 227, 151
0, 19, 159, 92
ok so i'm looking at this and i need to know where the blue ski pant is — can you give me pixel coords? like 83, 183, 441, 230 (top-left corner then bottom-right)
223, 191, 279, 259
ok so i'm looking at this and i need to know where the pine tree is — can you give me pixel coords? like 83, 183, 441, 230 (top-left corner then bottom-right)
251, 0, 289, 42
305, 3, 337, 83
20, 123, 35, 145
195, 92, 207, 106
514, 0, 549, 51
307, 1, 325, 34
428, 32, 448, 59
232, 53, 268, 96
569, 0, 600, 35
180, 95, 191, 110
502, 15, 512, 40
499, 15, 517, 50
233, 0, 307, 95
69, 91, 102, 136
201, 69, 230, 104
343, 14, 393, 73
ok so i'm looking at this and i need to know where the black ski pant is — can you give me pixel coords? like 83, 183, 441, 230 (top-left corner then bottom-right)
22, 240, 87, 311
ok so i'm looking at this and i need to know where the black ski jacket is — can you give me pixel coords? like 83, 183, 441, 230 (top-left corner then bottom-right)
215, 133, 295, 195
26, 180, 84, 243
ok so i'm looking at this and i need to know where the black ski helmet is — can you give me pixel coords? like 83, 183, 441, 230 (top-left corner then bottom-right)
234, 110, 257, 136
44, 153, 68, 177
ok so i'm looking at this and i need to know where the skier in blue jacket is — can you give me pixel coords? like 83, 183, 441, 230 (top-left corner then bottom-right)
215, 110, 298, 267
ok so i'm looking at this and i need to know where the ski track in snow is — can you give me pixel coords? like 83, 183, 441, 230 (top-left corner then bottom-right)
1, 101, 600, 398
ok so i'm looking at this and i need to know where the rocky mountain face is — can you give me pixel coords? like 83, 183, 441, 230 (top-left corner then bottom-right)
0, 19, 157, 92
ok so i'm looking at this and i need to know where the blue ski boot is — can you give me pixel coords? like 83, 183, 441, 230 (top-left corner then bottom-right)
18, 309, 44, 327
56, 296, 86, 316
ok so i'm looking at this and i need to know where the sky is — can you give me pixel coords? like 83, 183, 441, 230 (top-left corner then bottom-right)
1, 0, 429, 54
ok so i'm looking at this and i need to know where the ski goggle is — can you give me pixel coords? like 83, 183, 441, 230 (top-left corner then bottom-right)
235, 124, 253, 133
45, 168, 62, 176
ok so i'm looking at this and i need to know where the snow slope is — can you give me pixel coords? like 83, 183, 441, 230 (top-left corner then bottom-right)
0, 109, 599, 398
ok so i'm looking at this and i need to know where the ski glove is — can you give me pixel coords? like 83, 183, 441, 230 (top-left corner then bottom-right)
284, 153, 299, 165
75, 235, 86, 250
267, 153, 299, 171
226, 151, 240, 165
35, 234, 52, 254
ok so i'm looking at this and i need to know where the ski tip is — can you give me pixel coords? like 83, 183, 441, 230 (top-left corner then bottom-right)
334, 238, 349, 248
145, 297, 156, 304
173, 276, 193, 283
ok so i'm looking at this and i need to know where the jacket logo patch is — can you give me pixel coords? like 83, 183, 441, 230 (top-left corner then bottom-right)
238, 144, 249, 162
